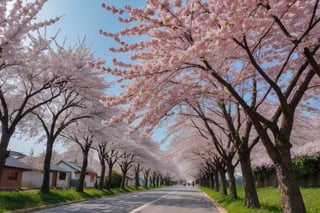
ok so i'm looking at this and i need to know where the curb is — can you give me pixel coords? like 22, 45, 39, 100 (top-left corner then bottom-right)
7, 198, 92, 213
6, 188, 154, 213
201, 191, 228, 213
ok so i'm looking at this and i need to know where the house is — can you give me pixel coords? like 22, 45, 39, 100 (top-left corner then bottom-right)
49, 164, 71, 188
126, 174, 135, 187
21, 164, 71, 189
56, 160, 97, 188
0, 156, 33, 190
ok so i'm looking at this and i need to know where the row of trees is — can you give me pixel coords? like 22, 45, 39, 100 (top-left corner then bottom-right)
2, 2, 320, 212
91, 124, 178, 191
25, 121, 178, 193
97, 1, 320, 213
0, 0, 108, 193
166, 108, 320, 205
0, 0, 178, 195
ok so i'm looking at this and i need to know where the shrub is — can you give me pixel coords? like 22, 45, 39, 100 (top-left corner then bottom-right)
253, 165, 275, 181
105, 170, 122, 188
292, 156, 319, 178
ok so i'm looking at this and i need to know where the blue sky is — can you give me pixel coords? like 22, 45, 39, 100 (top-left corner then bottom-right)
9, 0, 150, 155
37, 0, 145, 59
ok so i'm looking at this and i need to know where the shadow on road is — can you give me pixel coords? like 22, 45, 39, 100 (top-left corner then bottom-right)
34, 186, 216, 213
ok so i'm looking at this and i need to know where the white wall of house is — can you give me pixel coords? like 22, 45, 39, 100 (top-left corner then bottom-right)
22, 171, 71, 189
57, 161, 97, 188
84, 174, 96, 187
56, 172, 71, 188
126, 177, 135, 186
22, 171, 42, 188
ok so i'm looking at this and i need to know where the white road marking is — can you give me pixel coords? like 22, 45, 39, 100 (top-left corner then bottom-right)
129, 191, 174, 213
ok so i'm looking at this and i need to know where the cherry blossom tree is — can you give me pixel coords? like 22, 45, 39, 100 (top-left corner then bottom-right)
251, 109, 320, 168
21, 148, 61, 170
131, 143, 152, 189
55, 143, 95, 165
95, 141, 108, 189
132, 161, 142, 189
111, 127, 173, 190
142, 167, 150, 188
184, 102, 239, 199
163, 96, 258, 203
139, 149, 167, 189
92, 122, 126, 190
129, 130, 171, 188
103, 147, 120, 190
116, 136, 147, 189
25, 43, 107, 193
117, 151, 135, 189
0, 0, 59, 182
99, 1, 320, 212
167, 116, 228, 194
61, 118, 100, 192
202, 155, 224, 193
187, 98, 260, 206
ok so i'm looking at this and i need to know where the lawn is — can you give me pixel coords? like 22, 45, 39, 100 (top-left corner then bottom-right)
199, 185, 320, 213
0, 186, 146, 213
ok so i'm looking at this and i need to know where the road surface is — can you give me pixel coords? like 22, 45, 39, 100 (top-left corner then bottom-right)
33, 186, 222, 213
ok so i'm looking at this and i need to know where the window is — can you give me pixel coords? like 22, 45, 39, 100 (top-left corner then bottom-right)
59, 172, 66, 180
8, 171, 18, 180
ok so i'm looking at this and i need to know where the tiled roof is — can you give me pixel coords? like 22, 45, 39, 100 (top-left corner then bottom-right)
50, 164, 68, 172
5, 157, 34, 170
58, 160, 97, 175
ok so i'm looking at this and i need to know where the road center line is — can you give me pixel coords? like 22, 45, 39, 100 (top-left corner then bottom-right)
129, 191, 174, 213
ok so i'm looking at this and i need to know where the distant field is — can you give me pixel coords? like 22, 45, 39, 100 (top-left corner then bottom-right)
199, 185, 320, 213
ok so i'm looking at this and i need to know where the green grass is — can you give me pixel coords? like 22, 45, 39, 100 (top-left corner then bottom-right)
301, 188, 320, 213
199, 185, 320, 213
0, 186, 148, 213
2, 185, 318, 213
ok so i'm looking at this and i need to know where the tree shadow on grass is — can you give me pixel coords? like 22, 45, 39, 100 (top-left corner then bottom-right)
217, 196, 244, 205
40, 191, 74, 204
1, 193, 41, 211
218, 197, 282, 212
260, 204, 282, 213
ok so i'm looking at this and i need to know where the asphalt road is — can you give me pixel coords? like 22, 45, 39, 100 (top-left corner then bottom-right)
33, 186, 222, 213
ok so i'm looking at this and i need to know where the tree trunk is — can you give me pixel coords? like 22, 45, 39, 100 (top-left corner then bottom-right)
144, 175, 148, 188
239, 149, 260, 208
219, 167, 227, 195
274, 144, 306, 213
107, 164, 113, 190
40, 139, 54, 194
76, 153, 88, 193
198, 177, 203, 186
209, 172, 214, 189
134, 165, 140, 189
152, 172, 156, 188
206, 174, 210, 187
99, 160, 106, 190
143, 169, 150, 189
120, 170, 127, 190
258, 124, 306, 213
214, 171, 219, 192
247, 105, 306, 212
149, 176, 152, 188
226, 160, 238, 199
0, 132, 12, 184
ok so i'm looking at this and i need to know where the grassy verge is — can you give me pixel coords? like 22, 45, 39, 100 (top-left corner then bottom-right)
0, 186, 149, 213
198, 185, 320, 213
